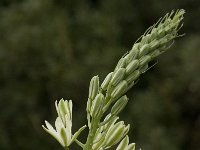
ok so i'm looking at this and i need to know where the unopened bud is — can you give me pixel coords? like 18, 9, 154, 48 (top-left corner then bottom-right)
92, 136, 105, 150
139, 44, 150, 57
159, 34, 174, 47
111, 95, 128, 116
125, 60, 139, 75
110, 68, 126, 86
116, 136, 129, 150
142, 34, 151, 43
90, 93, 104, 118
125, 70, 140, 84
89, 76, 99, 100
102, 114, 119, 131
105, 122, 130, 148
101, 72, 113, 90
139, 55, 151, 67
111, 80, 128, 99
150, 40, 159, 50
115, 57, 127, 71
139, 64, 148, 73
127, 43, 140, 62
149, 49, 161, 58
158, 29, 166, 38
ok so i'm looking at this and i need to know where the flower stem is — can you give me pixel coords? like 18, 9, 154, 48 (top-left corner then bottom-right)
84, 116, 101, 150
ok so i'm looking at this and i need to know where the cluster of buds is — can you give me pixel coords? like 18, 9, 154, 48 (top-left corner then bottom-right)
101, 9, 185, 102
42, 9, 185, 150
42, 99, 86, 148
92, 115, 130, 150
85, 10, 185, 150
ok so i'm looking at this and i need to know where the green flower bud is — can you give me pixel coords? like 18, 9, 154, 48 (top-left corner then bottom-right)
116, 136, 129, 150
92, 135, 105, 150
105, 121, 130, 148
116, 135, 136, 150
102, 114, 119, 131
126, 43, 139, 62
139, 44, 150, 57
149, 49, 161, 58
115, 57, 127, 71
87, 76, 99, 113
90, 93, 104, 118
150, 28, 157, 39
139, 64, 148, 73
89, 76, 99, 100
159, 34, 174, 47
125, 70, 140, 84
101, 72, 113, 90
164, 24, 173, 33
111, 80, 128, 99
111, 95, 128, 116
125, 60, 139, 75
141, 34, 151, 44
157, 28, 166, 38
110, 68, 126, 86
173, 9, 185, 23
150, 39, 160, 50
139, 55, 151, 67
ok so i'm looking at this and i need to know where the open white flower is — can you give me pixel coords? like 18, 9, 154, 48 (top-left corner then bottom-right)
42, 99, 86, 148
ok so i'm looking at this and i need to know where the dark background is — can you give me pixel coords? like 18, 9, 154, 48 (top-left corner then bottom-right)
0, 0, 199, 150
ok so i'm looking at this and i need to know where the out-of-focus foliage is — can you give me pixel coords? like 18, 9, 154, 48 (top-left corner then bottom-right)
0, 0, 199, 150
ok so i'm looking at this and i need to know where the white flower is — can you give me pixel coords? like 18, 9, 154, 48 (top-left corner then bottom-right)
42, 99, 86, 147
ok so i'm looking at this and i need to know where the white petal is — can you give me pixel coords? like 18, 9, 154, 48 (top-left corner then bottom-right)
65, 117, 72, 141
64, 100, 71, 119
65, 116, 72, 129
42, 125, 65, 147
58, 99, 66, 119
68, 100, 73, 119
55, 100, 62, 119
45, 120, 55, 132
55, 117, 64, 132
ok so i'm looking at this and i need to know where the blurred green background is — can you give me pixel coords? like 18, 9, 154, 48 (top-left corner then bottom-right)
0, 0, 199, 150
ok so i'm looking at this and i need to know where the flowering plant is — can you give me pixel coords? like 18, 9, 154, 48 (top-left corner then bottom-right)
42, 9, 185, 150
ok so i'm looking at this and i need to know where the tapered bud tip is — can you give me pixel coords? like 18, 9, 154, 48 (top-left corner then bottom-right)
89, 75, 99, 100
111, 80, 128, 99
90, 93, 104, 118
110, 68, 126, 86
115, 57, 127, 71
101, 72, 113, 90
178, 9, 185, 15
125, 60, 139, 75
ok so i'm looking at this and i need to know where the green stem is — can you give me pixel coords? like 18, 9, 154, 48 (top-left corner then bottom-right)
84, 94, 113, 150
75, 139, 85, 148
83, 116, 101, 150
